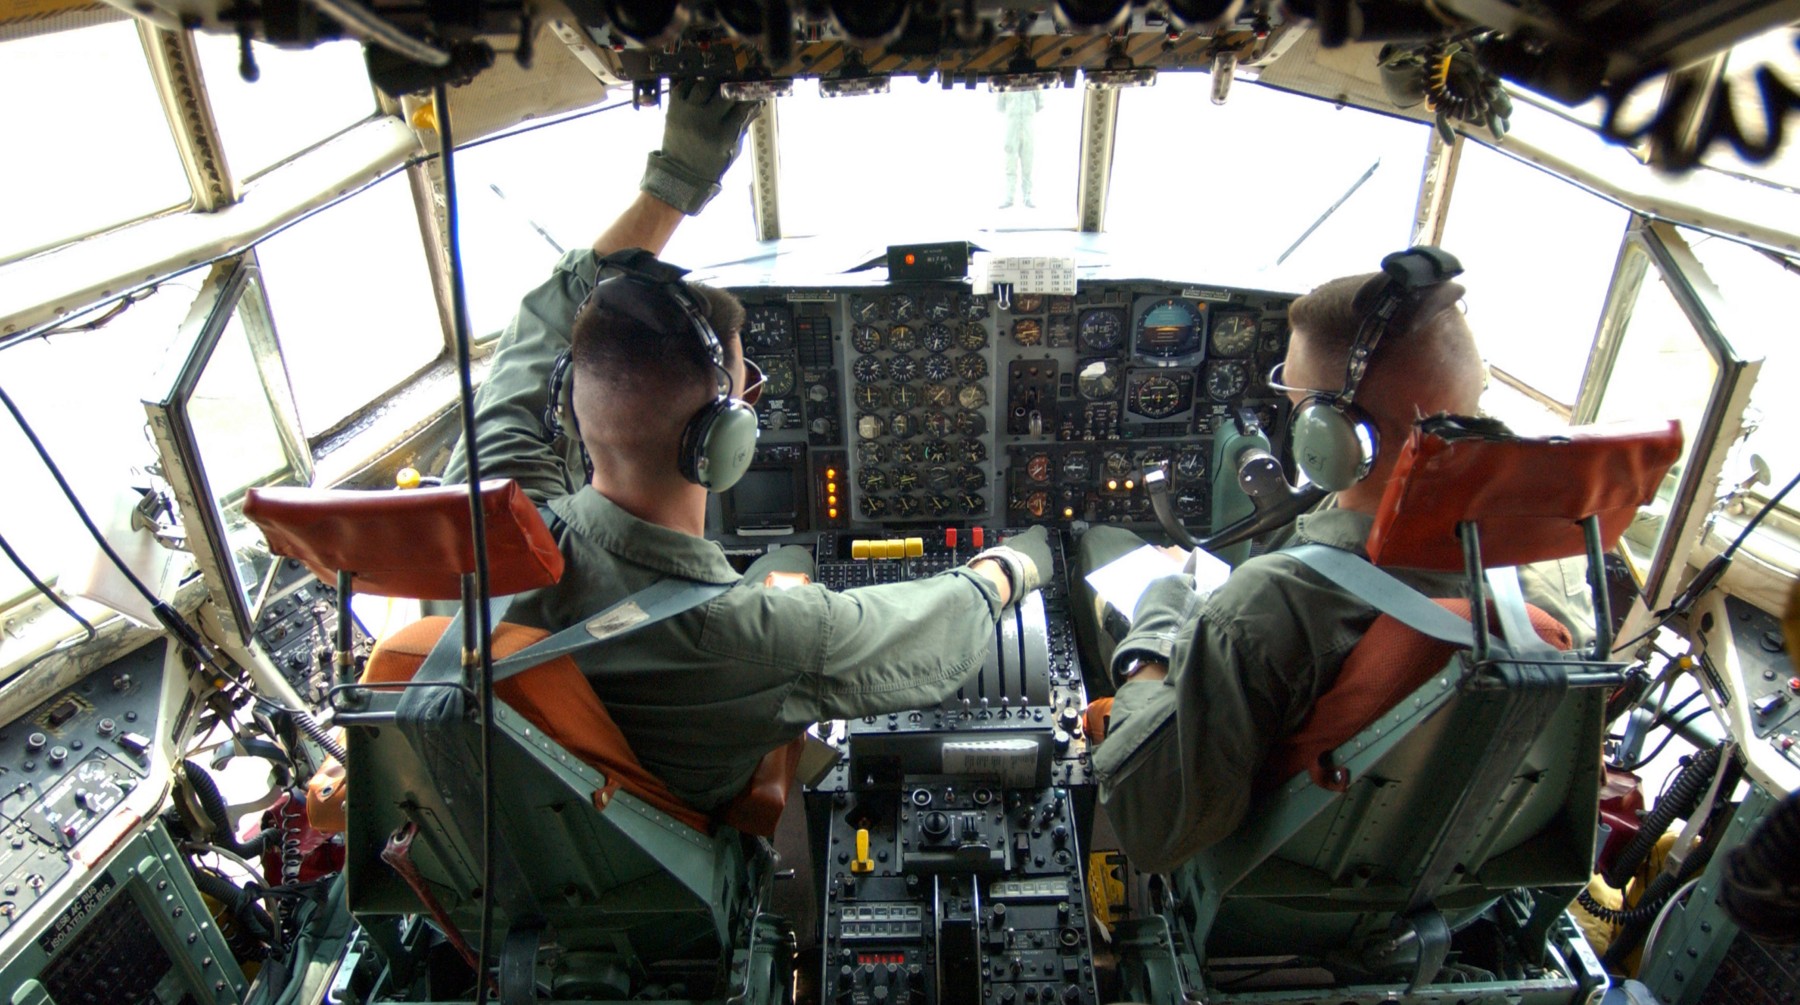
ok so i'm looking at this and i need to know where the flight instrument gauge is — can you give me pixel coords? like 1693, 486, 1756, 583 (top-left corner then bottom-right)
962, 296, 989, 321
894, 469, 920, 492
924, 411, 953, 437
923, 354, 952, 381
1012, 294, 1044, 314
926, 465, 953, 488
1062, 453, 1092, 482
924, 294, 955, 322
858, 443, 886, 466
1206, 359, 1250, 401
1104, 451, 1132, 478
862, 496, 889, 518
1175, 447, 1206, 479
958, 466, 985, 491
1078, 308, 1126, 351
926, 495, 953, 517
859, 467, 888, 492
888, 324, 918, 352
851, 325, 884, 354
852, 297, 885, 324
1012, 319, 1043, 346
755, 356, 796, 398
923, 323, 953, 353
743, 306, 793, 352
958, 322, 989, 352
891, 294, 918, 323
956, 354, 988, 381
892, 384, 920, 409
1210, 314, 1255, 357
1026, 453, 1053, 483
852, 356, 883, 384
921, 440, 950, 463
959, 493, 984, 515
894, 442, 919, 465
856, 414, 885, 440
890, 413, 918, 439
889, 356, 918, 382
1134, 298, 1206, 363
854, 385, 885, 410
923, 383, 954, 408
1077, 359, 1123, 401
956, 411, 986, 437
1127, 373, 1188, 418
957, 383, 988, 410
894, 495, 922, 518
960, 439, 988, 463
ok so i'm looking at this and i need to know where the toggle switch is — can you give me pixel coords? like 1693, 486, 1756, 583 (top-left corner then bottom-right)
851, 828, 875, 874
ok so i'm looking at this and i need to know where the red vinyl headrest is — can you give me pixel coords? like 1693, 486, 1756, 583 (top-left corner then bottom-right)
244, 481, 564, 600
1367, 417, 1683, 571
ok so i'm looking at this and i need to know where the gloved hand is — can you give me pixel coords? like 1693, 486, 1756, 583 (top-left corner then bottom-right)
1002, 525, 1054, 598
640, 78, 765, 216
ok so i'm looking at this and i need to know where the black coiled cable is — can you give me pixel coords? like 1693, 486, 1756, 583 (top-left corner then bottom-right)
1602, 31, 1800, 173
1722, 788, 1800, 944
1603, 744, 1722, 889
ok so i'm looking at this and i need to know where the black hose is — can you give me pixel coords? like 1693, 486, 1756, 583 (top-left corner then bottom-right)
1603, 745, 1722, 889
1722, 788, 1800, 944
187, 862, 277, 953
1578, 843, 1712, 927
182, 759, 250, 856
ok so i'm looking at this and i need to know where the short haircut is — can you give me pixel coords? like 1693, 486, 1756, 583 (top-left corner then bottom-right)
1287, 271, 1469, 375
569, 279, 747, 399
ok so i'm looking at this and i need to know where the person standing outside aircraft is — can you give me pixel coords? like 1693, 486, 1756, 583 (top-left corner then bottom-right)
998, 90, 1042, 209
445, 80, 1054, 815
1082, 263, 1596, 872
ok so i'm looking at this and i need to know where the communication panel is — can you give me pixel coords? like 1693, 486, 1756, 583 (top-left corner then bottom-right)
728, 279, 1297, 539
251, 556, 369, 708
808, 531, 1099, 1005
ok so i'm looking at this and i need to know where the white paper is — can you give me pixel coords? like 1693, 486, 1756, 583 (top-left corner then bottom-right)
1084, 544, 1233, 626
60, 488, 188, 628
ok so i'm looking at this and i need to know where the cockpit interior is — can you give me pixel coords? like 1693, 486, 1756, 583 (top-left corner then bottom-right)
2, 3, 1799, 1005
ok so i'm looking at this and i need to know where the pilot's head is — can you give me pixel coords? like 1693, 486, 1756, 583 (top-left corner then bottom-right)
568, 274, 748, 492
1282, 270, 1483, 495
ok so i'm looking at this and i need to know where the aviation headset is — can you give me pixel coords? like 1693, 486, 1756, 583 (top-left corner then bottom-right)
542, 249, 760, 493
1287, 245, 1465, 492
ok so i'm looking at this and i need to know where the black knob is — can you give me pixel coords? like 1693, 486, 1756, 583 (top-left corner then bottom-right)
1062, 985, 1081, 1003
24, 733, 46, 752
48, 746, 67, 767
999, 988, 1016, 1004
921, 811, 950, 841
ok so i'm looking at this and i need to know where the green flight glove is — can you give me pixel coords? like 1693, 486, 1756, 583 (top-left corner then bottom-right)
969, 525, 1054, 604
640, 78, 765, 216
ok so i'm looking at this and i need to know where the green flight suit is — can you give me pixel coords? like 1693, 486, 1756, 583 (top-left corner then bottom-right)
446, 249, 1007, 814
1083, 508, 1595, 873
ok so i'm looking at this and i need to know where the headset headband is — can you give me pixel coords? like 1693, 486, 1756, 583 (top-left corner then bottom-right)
1338, 246, 1463, 407
589, 248, 725, 373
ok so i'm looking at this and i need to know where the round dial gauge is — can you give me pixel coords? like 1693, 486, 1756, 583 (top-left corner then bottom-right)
1078, 309, 1125, 351
1077, 359, 1123, 401
743, 306, 793, 352
1128, 373, 1186, 418
957, 383, 988, 410
890, 413, 918, 439
1012, 319, 1043, 347
1026, 453, 1053, 483
1206, 359, 1250, 401
858, 442, 886, 466
926, 465, 954, 488
956, 411, 987, 437
856, 414, 885, 440
958, 494, 984, 515
955, 354, 988, 381
1134, 298, 1205, 361
852, 297, 885, 324
926, 494, 953, 517
1012, 294, 1044, 314
861, 496, 889, 518
1137, 448, 1171, 475
891, 294, 919, 323
923, 383, 954, 408
924, 295, 955, 322
858, 467, 888, 492
1046, 317, 1072, 346
958, 322, 989, 352
1210, 314, 1256, 357
756, 356, 796, 398
1062, 453, 1092, 481
894, 469, 920, 491
851, 324, 884, 354
894, 495, 922, 518
854, 385, 885, 410
892, 384, 920, 409
1104, 451, 1132, 478
923, 354, 953, 381
958, 466, 986, 491
852, 356, 883, 384
893, 442, 919, 465
962, 297, 990, 322
888, 324, 918, 353
922, 323, 953, 353
1176, 491, 1207, 517
960, 439, 988, 464
889, 356, 918, 383
921, 440, 950, 463
1021, 491, 1049, 518
1174, 447, 1206, 479
923, 411, 953, 437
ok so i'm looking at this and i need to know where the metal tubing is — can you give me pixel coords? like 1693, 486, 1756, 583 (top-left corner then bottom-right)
1460, 521, 1490, 664
1583, 515, 1614, 660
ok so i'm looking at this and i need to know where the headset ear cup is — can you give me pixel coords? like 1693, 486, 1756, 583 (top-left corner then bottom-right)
680, 397, 761, 492
1291, 399, 1377, 492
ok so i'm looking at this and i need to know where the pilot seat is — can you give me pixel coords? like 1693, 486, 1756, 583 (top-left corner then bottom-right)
1112, 416, 1684, 1005
244, 480, 801, 1004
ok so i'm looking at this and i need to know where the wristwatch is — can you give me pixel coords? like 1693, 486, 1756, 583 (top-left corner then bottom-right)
1116, 655, 1163, 686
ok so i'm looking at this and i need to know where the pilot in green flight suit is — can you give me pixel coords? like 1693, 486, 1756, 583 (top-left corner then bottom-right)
1082, 271, 1596, 873
444, 81, 1055, 815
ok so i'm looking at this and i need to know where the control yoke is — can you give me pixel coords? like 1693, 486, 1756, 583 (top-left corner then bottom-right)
1147, 410, 1327, 555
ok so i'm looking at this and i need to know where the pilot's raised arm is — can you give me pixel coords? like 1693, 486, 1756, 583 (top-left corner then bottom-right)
1087, 258, 1595, 874
444, 80, 764, 497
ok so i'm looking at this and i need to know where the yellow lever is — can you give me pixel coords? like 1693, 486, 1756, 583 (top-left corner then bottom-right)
851, 827, 875, 874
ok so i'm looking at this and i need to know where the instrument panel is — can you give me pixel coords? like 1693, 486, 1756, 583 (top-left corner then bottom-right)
727, 279, 1298, 537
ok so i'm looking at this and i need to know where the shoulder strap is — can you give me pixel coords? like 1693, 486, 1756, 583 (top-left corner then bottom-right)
489, 577, 734, 682
1283, 544, 1483, 651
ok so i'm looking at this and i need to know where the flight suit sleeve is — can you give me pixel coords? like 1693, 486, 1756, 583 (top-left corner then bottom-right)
443, 249, 601, 501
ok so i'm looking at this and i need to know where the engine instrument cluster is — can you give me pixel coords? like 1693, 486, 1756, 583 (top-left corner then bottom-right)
728, 279, 1297, 537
